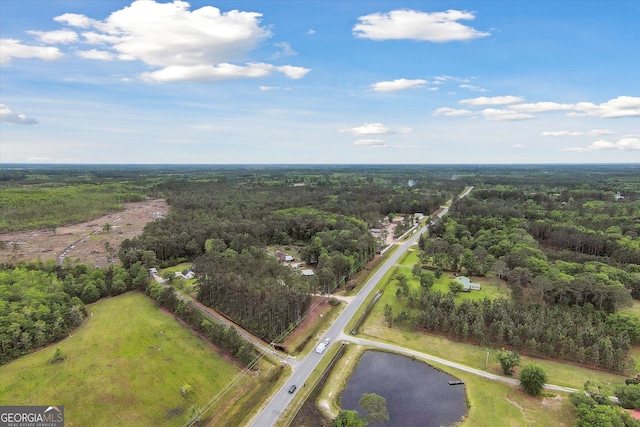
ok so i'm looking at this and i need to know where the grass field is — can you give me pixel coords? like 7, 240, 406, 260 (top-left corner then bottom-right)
0, 292, 257, 426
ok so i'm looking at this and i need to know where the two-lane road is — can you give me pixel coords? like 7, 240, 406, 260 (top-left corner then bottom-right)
250, 223, 430, 426
250, 188, 474, 426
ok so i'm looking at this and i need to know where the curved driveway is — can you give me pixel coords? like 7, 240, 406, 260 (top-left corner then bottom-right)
340, 334, 578, 394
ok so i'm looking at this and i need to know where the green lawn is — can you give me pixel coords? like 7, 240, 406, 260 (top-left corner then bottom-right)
159, 263, 197, 294
0, 292, 253, 426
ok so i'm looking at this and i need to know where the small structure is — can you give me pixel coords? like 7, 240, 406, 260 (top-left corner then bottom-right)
149, 267, 158, 276
615, 191, 624, 200
301, 269, 315, 276
284, 255, 294, 262
177, 268, 195, 280
457, 276, 481, 291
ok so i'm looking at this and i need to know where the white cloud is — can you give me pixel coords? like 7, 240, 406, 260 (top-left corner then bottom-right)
432, 107, 475, 117
76, 49, 115, 60
47, 0, 308, 82
574, 96, 640, 118
275, 65, 310, 79
142, 63, 273, 82
54, 13, 97, 28
396, 126, 413, 134
371, 78, 428, 92
0, 104, 38, 125
353, 139, 388, 147
510, 102, 575, 113
340, 123, 390, 135
306, 29, 316, 35
512, 144, 525, 148
353, 9, 490, 42
259, 86, 290, 91
460, 96, 524, 106
0, 39, 63, 65
542, 129, 614, 137
433, 75, 452, 83
459, 84, 487, 92
85, 1, 270, 66
140, 63, 309, 83
271, 42, 296, 59
27, 29, 78, 44
563, 136, 640, 152
481, 108, 534, 121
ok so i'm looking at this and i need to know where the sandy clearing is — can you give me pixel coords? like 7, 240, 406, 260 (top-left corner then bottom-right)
0, 199, 168, 268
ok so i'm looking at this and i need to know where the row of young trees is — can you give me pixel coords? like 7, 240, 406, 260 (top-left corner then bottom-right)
145, 281, 259, 367
194, 247, 312, 342
400, 292, 633, 372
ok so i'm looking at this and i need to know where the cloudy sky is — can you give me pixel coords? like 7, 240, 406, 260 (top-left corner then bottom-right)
1, 0, 638, 164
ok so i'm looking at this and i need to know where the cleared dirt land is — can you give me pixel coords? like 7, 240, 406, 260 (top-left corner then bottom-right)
0, 199, 168, 268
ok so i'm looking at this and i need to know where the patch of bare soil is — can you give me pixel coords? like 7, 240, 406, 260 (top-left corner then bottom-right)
0, 199, 168, 268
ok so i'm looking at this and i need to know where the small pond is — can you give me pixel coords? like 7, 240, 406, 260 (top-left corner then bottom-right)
340, 351, 467, 426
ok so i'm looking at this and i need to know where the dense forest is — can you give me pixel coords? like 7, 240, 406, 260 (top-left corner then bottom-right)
1, 165, 462, 357
407, 164, 640, 371
114, 166, 461, 341
2, 164, 639, 373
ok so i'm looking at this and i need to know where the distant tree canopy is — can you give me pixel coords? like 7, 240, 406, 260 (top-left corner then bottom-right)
0, 183, 144, 233
119, 168, 457, 269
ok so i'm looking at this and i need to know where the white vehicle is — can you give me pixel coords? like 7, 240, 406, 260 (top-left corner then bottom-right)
316, 338, 331, 354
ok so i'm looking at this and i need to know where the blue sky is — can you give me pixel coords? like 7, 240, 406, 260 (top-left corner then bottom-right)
1, 0, 638, 164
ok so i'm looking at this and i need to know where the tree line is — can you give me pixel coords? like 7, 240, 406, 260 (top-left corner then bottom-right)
0, 259, 147, 365
396, 291, 632, 372
145, 281, 259, 367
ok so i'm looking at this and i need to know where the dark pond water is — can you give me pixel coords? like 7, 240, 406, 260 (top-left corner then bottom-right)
340, 351, 467, 427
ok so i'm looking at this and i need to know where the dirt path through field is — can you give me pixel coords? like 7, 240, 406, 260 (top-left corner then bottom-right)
0, 199, 168, 268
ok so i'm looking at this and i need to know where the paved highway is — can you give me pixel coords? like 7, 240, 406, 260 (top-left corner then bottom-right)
250, 220, 433, 426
